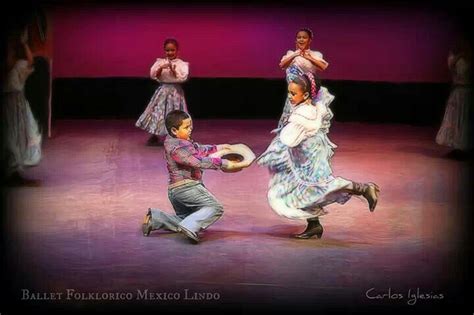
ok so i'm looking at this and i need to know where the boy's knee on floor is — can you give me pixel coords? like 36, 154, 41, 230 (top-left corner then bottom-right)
214, 202, 224, 215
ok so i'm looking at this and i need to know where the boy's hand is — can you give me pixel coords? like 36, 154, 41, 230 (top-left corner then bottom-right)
221, 160, 253, 173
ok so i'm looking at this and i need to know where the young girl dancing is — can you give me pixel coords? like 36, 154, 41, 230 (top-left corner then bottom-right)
136, 38, 189, 146
278, 28, 329, 128
257, 72, 380, 239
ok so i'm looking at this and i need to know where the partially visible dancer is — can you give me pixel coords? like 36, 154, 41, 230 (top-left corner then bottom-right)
436, 38, 472, 158
2, 27, 42, 185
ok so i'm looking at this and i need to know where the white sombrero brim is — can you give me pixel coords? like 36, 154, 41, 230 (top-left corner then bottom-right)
209, 144, 256, 164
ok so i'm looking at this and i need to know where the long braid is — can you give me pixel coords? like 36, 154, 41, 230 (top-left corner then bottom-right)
290, 71, 320, 101
305, 72, 317, 99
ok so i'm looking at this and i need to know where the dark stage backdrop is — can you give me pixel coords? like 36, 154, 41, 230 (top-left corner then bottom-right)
52, 78, 451, 126
47, 3, 469, 123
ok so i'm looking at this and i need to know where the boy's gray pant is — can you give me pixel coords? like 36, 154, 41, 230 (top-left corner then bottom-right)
149, 182, 224, 234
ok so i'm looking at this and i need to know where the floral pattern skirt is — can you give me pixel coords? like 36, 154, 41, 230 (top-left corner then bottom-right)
135, 84, 188, 136
257, 133, 352, 221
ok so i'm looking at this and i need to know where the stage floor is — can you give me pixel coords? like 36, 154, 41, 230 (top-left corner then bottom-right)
2, 119, 471, 313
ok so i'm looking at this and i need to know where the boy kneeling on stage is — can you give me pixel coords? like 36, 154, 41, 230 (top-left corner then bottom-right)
142, 110, 250, 243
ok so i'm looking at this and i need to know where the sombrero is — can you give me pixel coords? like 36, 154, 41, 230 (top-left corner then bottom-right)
209, 143, 256, 173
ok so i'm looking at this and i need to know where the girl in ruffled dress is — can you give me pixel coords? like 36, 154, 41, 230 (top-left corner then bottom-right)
136, 38, 189, 146
278, 28, 329, 128
257, 72, 380, 239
